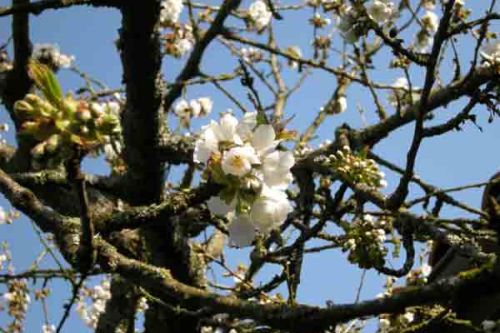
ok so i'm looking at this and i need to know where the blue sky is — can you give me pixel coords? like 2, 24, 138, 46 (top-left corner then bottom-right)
0, 0, 499, 331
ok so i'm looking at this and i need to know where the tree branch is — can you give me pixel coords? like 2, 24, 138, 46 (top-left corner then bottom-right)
0, 0, 120, 17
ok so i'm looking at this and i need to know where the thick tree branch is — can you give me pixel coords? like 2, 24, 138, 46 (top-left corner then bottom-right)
0, 0, 120, 17
95, 236, 500, 331
1, 0, 33, 171
94, 183, 219, 234
0, 168, 79, 262
119, 0, 164, 205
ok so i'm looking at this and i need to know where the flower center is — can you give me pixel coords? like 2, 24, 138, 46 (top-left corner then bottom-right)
230, 155, 245, 169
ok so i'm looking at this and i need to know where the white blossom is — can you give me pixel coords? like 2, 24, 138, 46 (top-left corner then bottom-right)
174, 99, 190, 117
196, 112, 295, 246
0, 206, 7, 224
337, 6, 361, 43
3, 292, 14, 301
214, 113, 241, 143
174, 97, 213, 127
345, 238, 357, 251
76, 279, 112, 329
402, 311, 415, 323
228, 214, 256, 247
421, 10, 439, 33
481, 41, 500, 64
261, 150, 295, 189
42, 324, 56, 333
248, 0, 272, 31
222, 145, 260, 177
250, 186, 293, 233
367, 0, 396, 25
160, 0, 184, 25
189, 99, 202, 118
193, 123, 219, 164
241, 47, 263, 63
374, 228, 386, 243
414, 30, 433, 53
177, 38, 194, 56
236, 111, 258, 140
207, 196, 235, 216
33, 44, 74, 69
197, 97, 213, 116
251, 124, 277, 155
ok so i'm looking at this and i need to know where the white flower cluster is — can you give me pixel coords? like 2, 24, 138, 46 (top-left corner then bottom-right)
2, 279, 31, 332
194, 112, 295, 247
366, 0, 396, 25
247, 0, 272, 32
320, 145, 387, 189
378, 310, 415, 333
481, 40, 500, 65
160, 0, 184, 26
343, 214, 389, 269
174, 97, 213, 128
240, 47, 264, 63
309, 12, 331, 28
0, 206, 17, 225
164, 25, 194, 58
76, 279, 111, 329
88, 100, 123, 162
41, 324, 56, 333
90, 100, 121, 119
421, 10, 439, 34
33, 44, 74, 69
337, 6, 361, 44
413, 10, 439, 52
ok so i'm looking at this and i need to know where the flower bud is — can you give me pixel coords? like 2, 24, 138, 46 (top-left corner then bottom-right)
14, 100, 35, 117
45, 134, 60, 153
31, 143, 46, 157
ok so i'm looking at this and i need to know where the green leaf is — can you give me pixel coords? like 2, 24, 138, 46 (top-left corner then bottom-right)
28, 61, 63, 106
